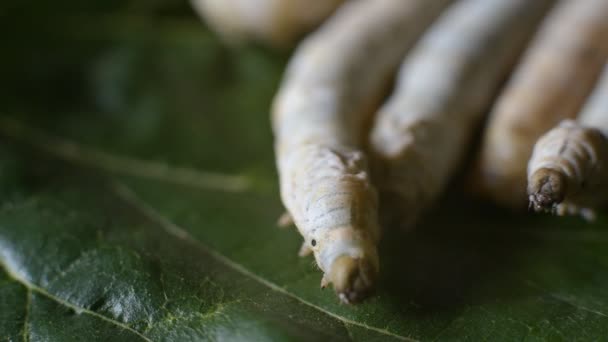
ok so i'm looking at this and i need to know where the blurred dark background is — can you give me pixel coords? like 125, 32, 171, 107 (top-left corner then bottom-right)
0, 0, 289, 179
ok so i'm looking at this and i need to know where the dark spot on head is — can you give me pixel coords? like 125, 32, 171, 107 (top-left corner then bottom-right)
311, 239, 317, 247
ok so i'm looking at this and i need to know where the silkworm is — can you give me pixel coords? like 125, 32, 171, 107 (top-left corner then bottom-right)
370, 0, 554, 226
191, 0, 344, 46
473, 0, 608, 209
272, 0, 450, 303
528, 64, 608, 220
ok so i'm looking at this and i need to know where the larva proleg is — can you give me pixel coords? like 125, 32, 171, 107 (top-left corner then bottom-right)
370, 0, 554, 227
474, 0, 608, 209
528, 65, 608, 220
272, 0, 451, 303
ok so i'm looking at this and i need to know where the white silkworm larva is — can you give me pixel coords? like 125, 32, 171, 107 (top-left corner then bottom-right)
370, 0, 554, 226
474, 0, 608, 210
528, 64, 608, 220
191, 0, 344, 46
272, 0, 451, 303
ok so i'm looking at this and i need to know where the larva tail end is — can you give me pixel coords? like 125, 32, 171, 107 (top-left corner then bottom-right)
528, 168, 567, 213
327, 255, 377, 304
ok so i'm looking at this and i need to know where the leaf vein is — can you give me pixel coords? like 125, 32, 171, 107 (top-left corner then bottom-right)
22, 288, 31, 342
44, 249, 99, 287
114, 183, 418, 342
0, 116, 253, 193
525, 280, 608, 318
0, 263, 154, 342
548, 294, 608, 318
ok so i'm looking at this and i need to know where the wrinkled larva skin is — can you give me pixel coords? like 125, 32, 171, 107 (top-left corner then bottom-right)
474, 0, 608, 210
528, 65, 608, 220
191, 0, 343, 46
272, 0, 451, 303
279, 145, 381, 301
370, 0, 554, 227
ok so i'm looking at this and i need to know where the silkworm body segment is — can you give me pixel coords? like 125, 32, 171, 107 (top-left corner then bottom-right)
528, 65, 608, 219
370, 0, 553, 226
272, 0, 450, 302
474, 0, 608, 209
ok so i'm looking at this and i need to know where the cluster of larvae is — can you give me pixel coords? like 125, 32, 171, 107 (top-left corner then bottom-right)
195, 0, 608, 303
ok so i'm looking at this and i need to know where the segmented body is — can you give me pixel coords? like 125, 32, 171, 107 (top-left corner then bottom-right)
272, 0, 450, 302
528, 65, 608, 219
474, 0, 608, 209
370, 0, 554, 226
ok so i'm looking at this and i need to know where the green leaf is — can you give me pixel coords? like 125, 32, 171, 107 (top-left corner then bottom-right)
0, 147, 369, 341
2, 2, 608, 341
